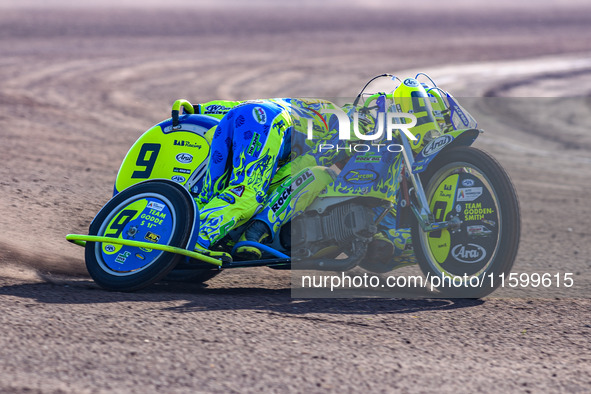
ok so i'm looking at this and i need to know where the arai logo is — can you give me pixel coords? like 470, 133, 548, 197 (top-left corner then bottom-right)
423, 135, 453, 156
403, 78, 419, 87
451, 243, 487, 264
176, 153, 193, 164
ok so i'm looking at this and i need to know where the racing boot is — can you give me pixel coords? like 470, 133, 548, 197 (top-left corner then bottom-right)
360, 228, 416, 273
194, 243, 232, 265
363, 232, 395, 263
234, 220, 271, 260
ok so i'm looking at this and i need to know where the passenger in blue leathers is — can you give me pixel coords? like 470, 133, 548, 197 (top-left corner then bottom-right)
192, 98, 346, 263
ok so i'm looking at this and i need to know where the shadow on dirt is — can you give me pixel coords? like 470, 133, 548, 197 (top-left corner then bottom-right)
0, 279, 484, 316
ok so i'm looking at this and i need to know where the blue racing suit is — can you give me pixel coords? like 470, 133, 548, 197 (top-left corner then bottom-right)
193, 98, 345, 250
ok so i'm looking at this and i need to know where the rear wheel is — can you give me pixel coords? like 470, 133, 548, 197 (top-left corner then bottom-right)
85, 180, 195, 291
411, 146, 520, 298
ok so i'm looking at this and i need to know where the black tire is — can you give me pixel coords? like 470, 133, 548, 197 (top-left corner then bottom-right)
411, 146, 520, 298
85, 180, 195, 291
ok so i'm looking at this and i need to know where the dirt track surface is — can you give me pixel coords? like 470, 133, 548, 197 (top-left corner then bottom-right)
1, 3, 590, 392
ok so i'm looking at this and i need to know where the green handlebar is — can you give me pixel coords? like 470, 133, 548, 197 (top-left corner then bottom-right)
171, 99, 195, 127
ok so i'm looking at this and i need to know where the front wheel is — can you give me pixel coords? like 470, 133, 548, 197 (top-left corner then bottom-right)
85, 180, 196, 291
411, 146, 520, 298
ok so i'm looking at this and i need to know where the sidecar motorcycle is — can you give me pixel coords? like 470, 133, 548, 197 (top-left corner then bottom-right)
67, 74, 520, 297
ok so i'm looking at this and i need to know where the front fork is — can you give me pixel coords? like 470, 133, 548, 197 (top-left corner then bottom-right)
399, 134, 460, 233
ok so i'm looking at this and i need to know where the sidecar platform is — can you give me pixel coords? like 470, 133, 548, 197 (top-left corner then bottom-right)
66, 235, 291, 269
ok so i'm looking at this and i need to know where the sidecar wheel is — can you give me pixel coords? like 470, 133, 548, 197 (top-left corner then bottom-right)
85, 180, 195, 292
411, 146, 520, 298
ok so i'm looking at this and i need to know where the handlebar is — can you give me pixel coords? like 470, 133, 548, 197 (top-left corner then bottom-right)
362, 92, 394, 108
171, 99, 195, 127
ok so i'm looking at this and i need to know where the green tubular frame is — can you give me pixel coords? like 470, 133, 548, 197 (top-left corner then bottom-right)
65, 234, 222, 267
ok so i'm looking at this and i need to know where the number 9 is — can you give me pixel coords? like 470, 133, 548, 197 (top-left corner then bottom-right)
132, 143, 161, 179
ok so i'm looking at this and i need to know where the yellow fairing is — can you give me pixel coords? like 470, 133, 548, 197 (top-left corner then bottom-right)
115, 125, 210, 193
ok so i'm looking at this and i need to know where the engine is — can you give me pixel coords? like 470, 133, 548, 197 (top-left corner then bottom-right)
290, 201, 378, 259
